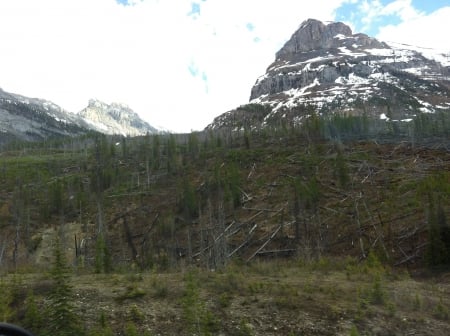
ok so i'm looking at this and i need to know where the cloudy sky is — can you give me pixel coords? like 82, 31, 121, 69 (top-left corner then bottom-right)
0, 0, 449, 132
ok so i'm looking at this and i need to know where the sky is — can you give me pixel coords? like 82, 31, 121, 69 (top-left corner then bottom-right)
0, 0, 449, 132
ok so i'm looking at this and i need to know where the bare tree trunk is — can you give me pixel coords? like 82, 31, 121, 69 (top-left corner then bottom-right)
13, 223, 19, 269
123, 217, 138, 262
96, 197, 104, 235
0, 240, 6, 266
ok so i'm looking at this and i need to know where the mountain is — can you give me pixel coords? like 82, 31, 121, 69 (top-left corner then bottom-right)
78, 99, 159, 136
0, 88, 159, 144
207, 19, 450, 130
0, 87, 89, 143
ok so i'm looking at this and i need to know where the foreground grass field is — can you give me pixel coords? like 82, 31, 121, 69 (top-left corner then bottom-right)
2, 257, 449, 336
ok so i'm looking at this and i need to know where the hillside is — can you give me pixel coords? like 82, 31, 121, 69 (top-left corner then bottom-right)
0, 125, 448, 269
0, 125, 449, 335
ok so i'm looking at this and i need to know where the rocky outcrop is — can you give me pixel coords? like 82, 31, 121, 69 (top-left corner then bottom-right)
275, 19, 384, 61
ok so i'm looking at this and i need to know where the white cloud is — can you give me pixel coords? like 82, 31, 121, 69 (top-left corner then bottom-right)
376, 6, 450, 50
356, 0, 423, 33
0, 0, 448, 132
381, 0, 422, 21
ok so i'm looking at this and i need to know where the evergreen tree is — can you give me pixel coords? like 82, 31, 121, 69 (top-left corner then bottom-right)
46, 237, 83, 336
95, 234, 111, 274
426, 195, 449, 267
0, 278, 13, 322
334, 149, 350, 189
23, 290, 44, 335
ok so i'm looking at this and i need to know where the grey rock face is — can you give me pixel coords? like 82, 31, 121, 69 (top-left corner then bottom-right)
276, 19, 351, 58
275, 19, 384, 63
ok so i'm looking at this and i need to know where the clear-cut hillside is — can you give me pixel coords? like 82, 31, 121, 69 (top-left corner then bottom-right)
207, 19, 450, 130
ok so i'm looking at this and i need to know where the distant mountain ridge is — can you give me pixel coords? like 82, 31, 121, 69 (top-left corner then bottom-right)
0, 88, 88, 143
0, 88, 159, 144
78, 99, 158, 136
207, 18, 450, 130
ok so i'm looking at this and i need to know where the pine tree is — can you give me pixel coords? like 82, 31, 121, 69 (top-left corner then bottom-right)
95, 234, 111, 274
23, 290, 44, 334
46, 237, 83, 336
334, 149, 350, 189
0, 278, 13, 322
426, 195, 449, 267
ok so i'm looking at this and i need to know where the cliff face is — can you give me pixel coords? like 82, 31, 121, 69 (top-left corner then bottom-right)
274, 19, 383, 61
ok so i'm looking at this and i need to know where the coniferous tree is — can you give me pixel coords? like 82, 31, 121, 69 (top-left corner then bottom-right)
23, 290, 44, 335
46, 237, 83, 336
0, 279, 13, 322
152, 134, 161, 170
334, 149, 350, 189
95, 234, 111, 274
426, 195, 449, 267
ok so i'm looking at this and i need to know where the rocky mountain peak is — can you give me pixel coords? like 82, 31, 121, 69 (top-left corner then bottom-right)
274, 19, 386, 66
277, 19, 351, 57
78, 99, 158, 136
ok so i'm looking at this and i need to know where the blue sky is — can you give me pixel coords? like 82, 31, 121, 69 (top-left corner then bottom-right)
335, 0, 450, 36
413, 0, 449, 13
0, 0, 449, 132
